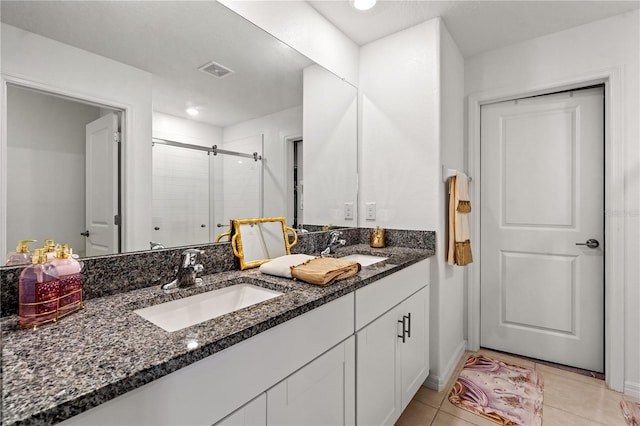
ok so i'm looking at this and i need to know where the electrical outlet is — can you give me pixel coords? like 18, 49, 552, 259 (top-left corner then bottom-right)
366, 202, 376, 220
344, 202, 354, 220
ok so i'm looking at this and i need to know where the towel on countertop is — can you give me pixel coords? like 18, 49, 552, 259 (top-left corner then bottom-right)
259, 254, 316, 278
447, 172, 473, 266
291, 257, 361, 286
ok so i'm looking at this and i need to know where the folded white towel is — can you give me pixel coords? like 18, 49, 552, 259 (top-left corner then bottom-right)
259, 254, 316, 278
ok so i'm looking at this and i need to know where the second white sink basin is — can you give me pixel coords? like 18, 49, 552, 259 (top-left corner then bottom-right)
340, 254, 389, 267
135, 283, 283, 332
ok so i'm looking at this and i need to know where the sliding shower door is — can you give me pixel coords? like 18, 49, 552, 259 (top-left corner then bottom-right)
214, 135, 263, 231
152, 144, 210, 248
152, 135, 263, 248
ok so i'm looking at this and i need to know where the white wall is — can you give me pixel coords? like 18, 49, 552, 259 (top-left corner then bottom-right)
303, 65, 358, 228
1, 23, 153, 253
433, 21, 467, 390
223, 106, 302, 225
218, 0, 359, 86
465, 10, 640, 396
6, 85, 102, 257
359, 20, 439, 230
153, 112, 223, 148
360, 18, 467, 390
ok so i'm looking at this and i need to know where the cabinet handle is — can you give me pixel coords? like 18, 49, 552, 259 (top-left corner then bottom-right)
397, 318, 406, 343
404, 313, 411, 338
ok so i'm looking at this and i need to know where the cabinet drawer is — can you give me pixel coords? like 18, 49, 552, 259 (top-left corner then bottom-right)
355, 259, 429, 330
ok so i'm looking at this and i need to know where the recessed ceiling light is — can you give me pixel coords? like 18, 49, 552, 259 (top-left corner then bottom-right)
351, 0, 376, 11
186, 108, 199, 116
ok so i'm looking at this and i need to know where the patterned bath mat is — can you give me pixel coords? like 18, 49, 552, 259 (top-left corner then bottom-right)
448, 354, 544, 426
621, 400, 640, 426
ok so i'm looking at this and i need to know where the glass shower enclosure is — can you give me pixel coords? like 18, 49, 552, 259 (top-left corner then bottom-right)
151, 135, 263, 248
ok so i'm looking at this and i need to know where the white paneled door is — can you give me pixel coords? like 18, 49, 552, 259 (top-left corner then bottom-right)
480, 87, 604, 372
85, 113, 119, 256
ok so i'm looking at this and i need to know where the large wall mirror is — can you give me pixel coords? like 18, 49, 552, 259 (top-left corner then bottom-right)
0, 1, 358, 261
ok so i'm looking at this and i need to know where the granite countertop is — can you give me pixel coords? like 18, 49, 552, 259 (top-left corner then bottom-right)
1, 244, 433, 426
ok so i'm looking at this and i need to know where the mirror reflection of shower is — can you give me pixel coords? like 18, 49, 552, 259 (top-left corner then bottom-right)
151, 135, 263, 248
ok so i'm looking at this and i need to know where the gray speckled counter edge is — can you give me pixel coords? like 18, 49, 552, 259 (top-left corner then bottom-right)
1, 229, 434, 426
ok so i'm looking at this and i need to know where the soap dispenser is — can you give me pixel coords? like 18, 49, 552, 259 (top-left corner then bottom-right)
18, 248, 60, 328
5, 239, 37, 266
51, 244, 83, 317
42, 239, 57, 261
369, 226, 385, 248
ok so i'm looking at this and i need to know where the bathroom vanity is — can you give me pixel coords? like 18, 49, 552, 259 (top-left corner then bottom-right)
0, 231, 434, 426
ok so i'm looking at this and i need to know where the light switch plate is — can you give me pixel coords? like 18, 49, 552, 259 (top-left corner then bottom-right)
366, 202, 376, 220
344, 202, 354, 220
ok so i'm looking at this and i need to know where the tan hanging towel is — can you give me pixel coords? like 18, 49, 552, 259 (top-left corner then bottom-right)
456, 171, 472, 213
447, 172, 473, 266
291, 257, 361, 286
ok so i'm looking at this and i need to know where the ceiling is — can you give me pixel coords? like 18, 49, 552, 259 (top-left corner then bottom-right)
0, 1, 313, 127
308, 0, 640, 57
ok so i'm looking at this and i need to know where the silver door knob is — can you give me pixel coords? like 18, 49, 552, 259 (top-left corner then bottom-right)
576, 239, 599, 249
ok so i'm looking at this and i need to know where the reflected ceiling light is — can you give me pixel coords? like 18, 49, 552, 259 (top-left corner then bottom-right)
351, 0, 376, 11
186, 108, 199, 116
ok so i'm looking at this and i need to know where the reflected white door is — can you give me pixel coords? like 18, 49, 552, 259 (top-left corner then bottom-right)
85, 113, 119, 256
480, 87, 604, 372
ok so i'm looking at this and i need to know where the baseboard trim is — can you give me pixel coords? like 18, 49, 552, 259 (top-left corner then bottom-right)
423, 340, 467, 391
624, 381, 640, 399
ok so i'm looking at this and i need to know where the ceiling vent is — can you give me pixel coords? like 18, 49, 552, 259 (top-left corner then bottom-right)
198, 60, 234, 79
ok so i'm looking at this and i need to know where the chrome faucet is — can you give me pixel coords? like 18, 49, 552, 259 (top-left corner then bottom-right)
161, 249, 204, 290
150, 241, 165, 250
321, 231, 346, 256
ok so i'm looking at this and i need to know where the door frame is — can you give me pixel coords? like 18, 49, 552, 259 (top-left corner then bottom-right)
284, 134, 303, 227
0, 74, 128, 259
467, 67, 625, 392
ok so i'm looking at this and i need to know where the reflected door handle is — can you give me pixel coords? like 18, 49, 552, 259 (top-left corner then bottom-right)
576, 239, 599, 249
80, 230, 90, 237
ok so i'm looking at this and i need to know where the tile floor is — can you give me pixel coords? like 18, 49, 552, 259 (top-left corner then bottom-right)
396, 349, 638, 426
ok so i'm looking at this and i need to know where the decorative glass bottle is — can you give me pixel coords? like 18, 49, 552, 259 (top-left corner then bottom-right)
51, 244, 83, 317
18, 248, 60, 328
5, 239, 36, 266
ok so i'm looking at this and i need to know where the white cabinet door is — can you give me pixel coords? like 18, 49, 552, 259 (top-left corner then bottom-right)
215, 394, 266, 426
398, 286, 429, 410
356, 306, 401, 426
267, 337, 355, 426
356, 285, 430, 425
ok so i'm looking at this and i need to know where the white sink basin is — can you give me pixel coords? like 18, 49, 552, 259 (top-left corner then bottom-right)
134, 284, 283, 332
340, 254, 389, 267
